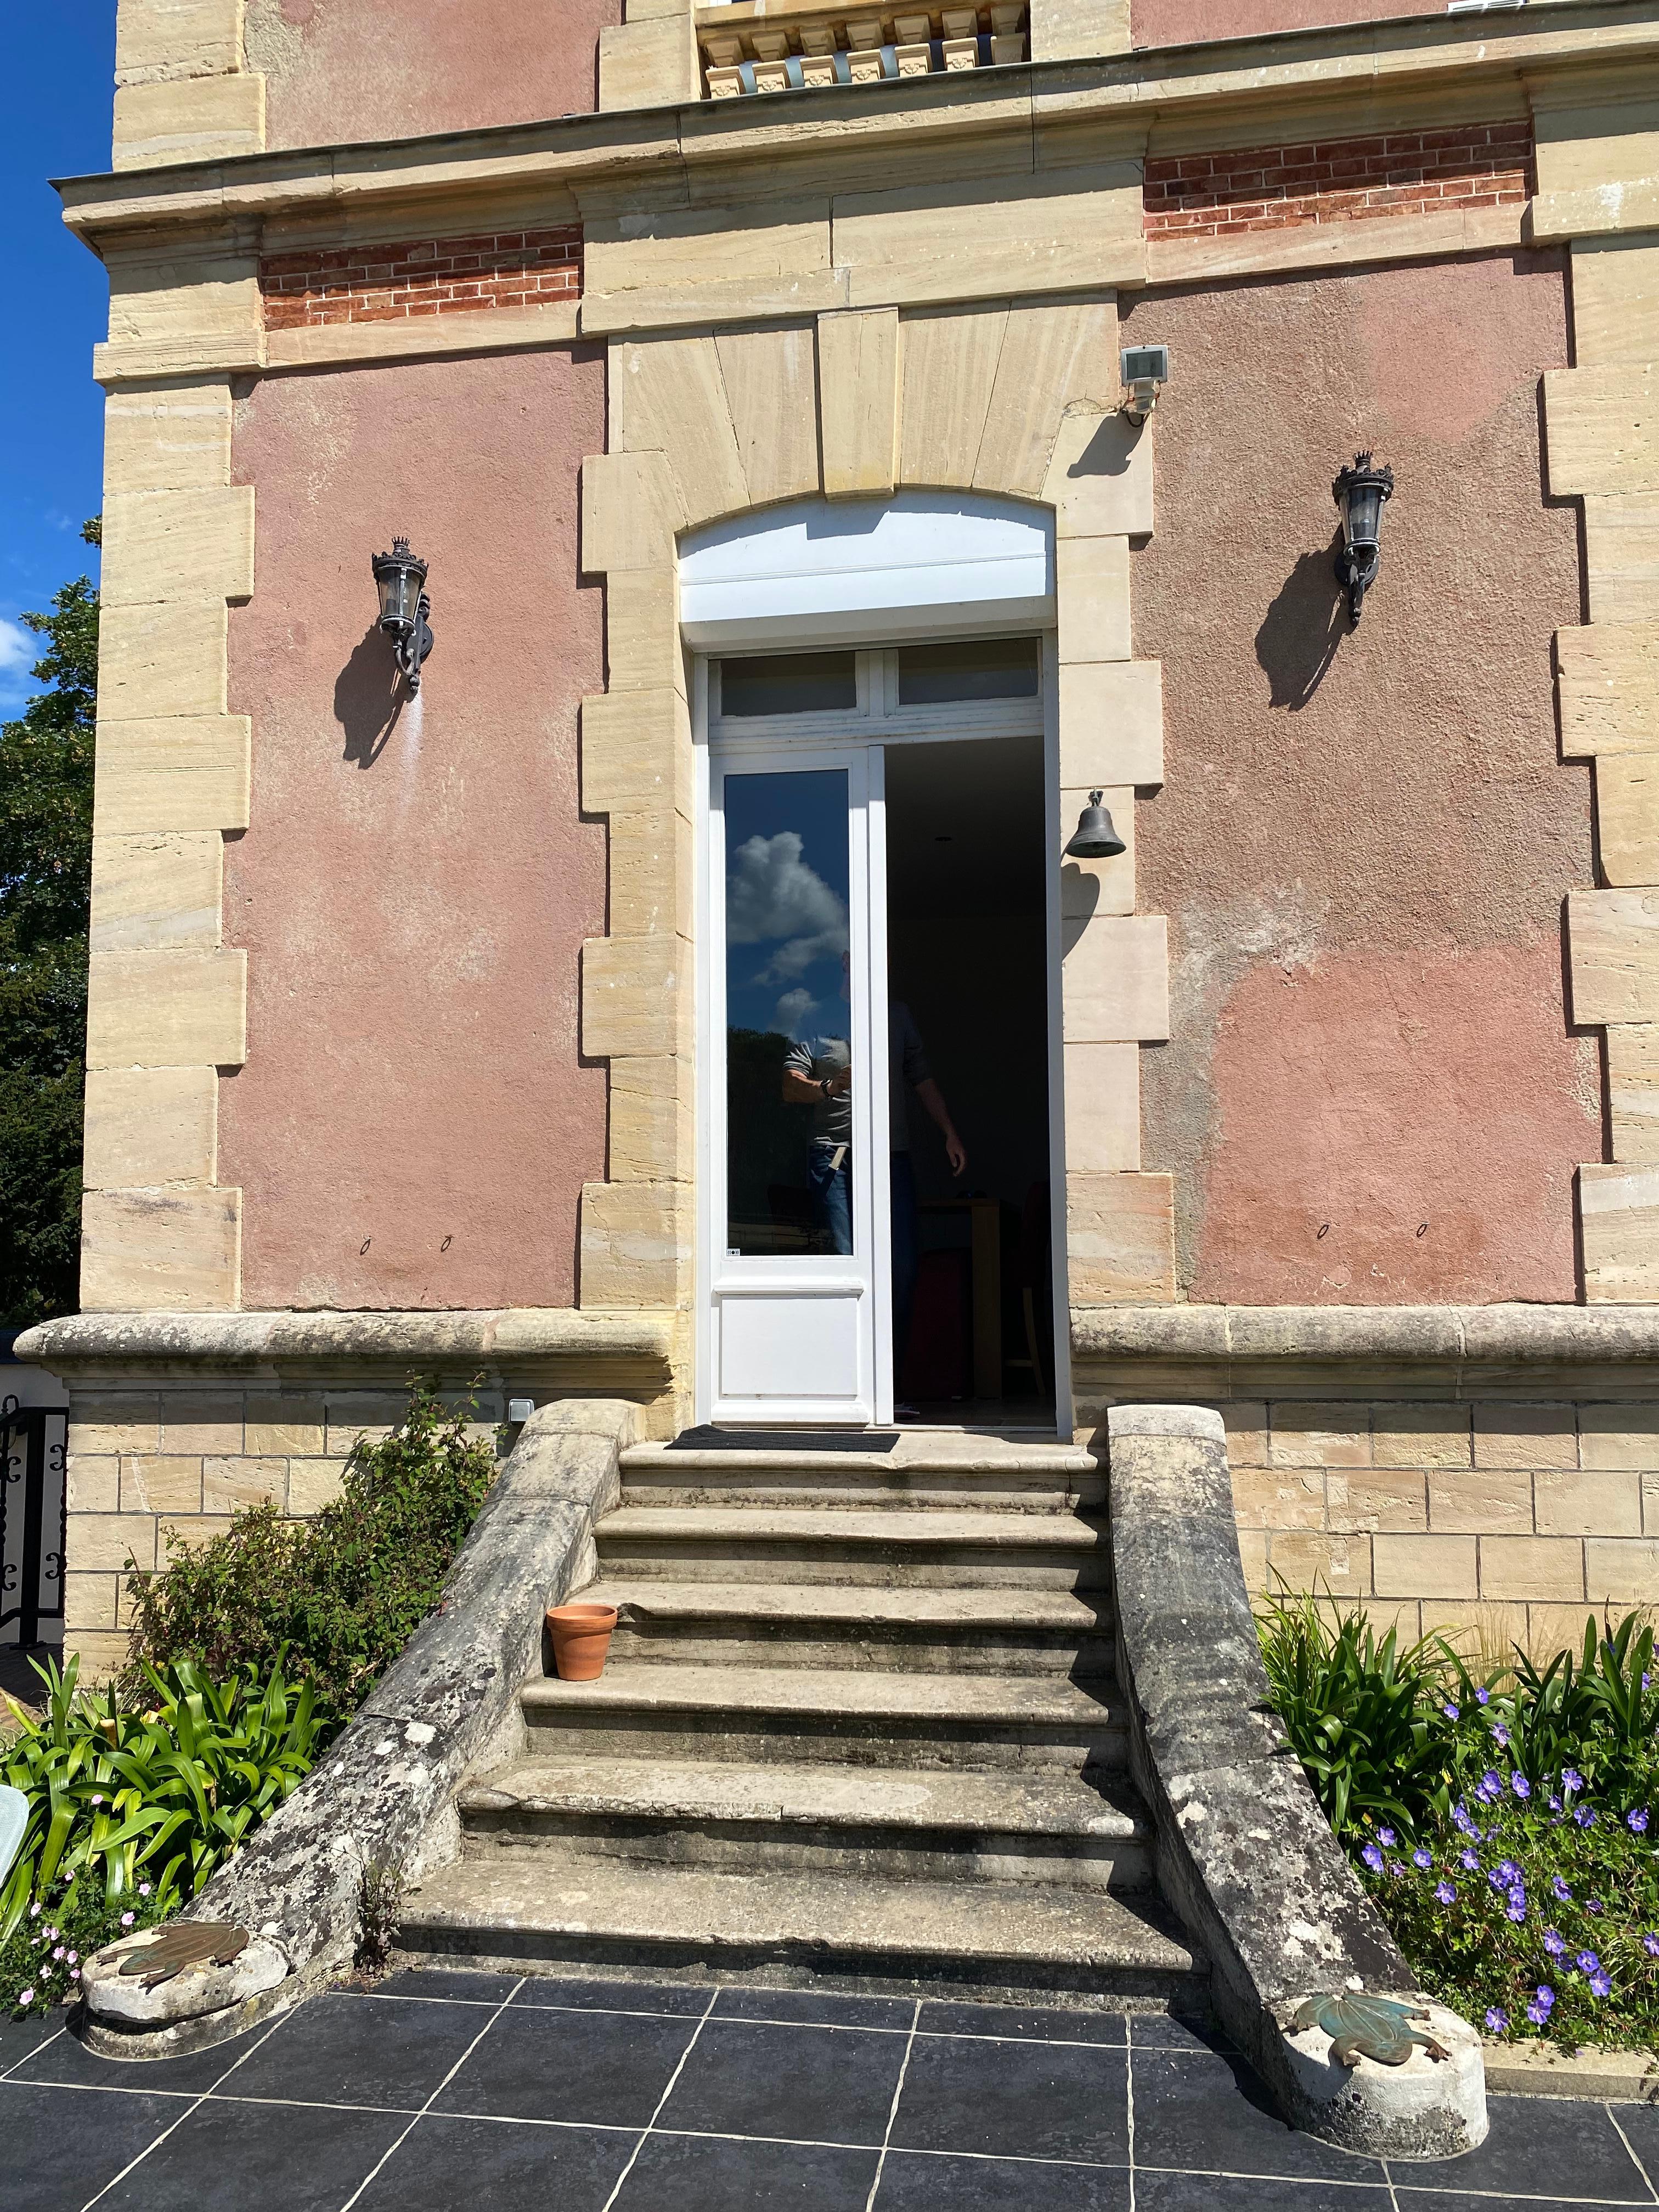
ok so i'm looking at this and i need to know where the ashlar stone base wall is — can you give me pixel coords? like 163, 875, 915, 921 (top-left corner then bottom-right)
1225, 1399, 1659, 1655
64, 1381, 511, 1678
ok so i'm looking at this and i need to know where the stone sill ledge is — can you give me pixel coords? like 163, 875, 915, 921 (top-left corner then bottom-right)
1073, 1305, 1659, 1395
12, 1308, 675, 1387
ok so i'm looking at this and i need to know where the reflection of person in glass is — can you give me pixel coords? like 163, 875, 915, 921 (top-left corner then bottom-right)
782, 962, 967, 1385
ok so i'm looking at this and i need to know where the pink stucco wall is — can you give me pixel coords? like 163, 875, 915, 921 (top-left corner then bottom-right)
1135, 0, 1435, 44
223, 349, 608, 1311
1125, 252, 1598, 1305
244, 0, 622, 150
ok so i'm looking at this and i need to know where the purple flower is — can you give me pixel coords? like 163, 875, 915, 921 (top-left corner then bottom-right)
1630, 1809, 1650, 1834
1497, 1861, 1520, 1884
1443, 1701, 1460, 1721
27, 1904, 39, 1920
138, 1883, 151, 1898
1535, 1985, 1555, 2011
120, 1912, 134, 1928
1544, 1929, 1566, 1958
1482, 1771, 1504, 1799
1436, 1881, 1457, 1904
1378, 1827, 1397, 1847
1492, 1723, 1511, 1748
1548, 1795, 1562, 1813
1507, 1898, 1528, 1924
16, 1988, 32, 2006
1476, 1688, 1491, 1706
51, 1948, 62, 1962
66, 1953, 76, 1967
1575, 1807, 1596, 1830
1563, 1768, 1584, 1795
1643, 1934, 1659, 1959
1511, 1774, 1531, 1800
1577, 1951, 1601, 1974
1590, 1972, 1612, 1999
1389, 1860, 1407, 1880
1413, 1848, 1434, 1870
1526, 2001, 1551, 2025
1453, 1802, 1476, 1835
1488, 1869, 1509, 1894
1486, 2007, 1508, 2032
1362, 1843, 1384, 1872
1460, 1849, 1481, 1872
1552, 1876, 1572, 1902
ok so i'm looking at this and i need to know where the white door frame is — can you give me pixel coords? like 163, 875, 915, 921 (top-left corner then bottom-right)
691, 644, 1070, 1432
699, 732, 890, 1425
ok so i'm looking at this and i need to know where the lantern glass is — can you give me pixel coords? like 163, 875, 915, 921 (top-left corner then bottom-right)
1344, 483, 1383, 555
374, 541, 427, 633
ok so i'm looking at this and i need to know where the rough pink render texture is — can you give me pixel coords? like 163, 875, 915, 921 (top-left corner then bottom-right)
244, 0, 622, 150
1135, 0, 1431, 42
1125, 253, 1598, 1306
223, 350, 608, 1311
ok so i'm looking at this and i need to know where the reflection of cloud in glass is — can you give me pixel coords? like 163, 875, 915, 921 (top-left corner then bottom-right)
726, 830, 849, 986
772, 988, 817, 1039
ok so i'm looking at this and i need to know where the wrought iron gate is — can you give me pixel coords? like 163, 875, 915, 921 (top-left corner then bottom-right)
1, 1395, 67, 1647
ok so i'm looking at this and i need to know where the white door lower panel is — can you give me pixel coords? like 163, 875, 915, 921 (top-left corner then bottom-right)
712, 1285, 870, 1421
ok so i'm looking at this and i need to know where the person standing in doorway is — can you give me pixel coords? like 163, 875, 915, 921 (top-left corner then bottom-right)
782, 965, 967, 1400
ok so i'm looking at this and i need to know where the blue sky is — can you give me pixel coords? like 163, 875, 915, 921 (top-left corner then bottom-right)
0, 7, 116, 715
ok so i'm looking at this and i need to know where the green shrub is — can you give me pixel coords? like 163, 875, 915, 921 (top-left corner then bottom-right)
124, 1380, 497, 1723
1260, 1590, 1659, 2047
1256, 1583, 1457, 1838
1, 1881, 169, 2020
1, 1651, 324, 1951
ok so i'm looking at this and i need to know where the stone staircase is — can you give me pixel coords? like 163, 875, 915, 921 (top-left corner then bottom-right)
400, 1431, 1207, 2011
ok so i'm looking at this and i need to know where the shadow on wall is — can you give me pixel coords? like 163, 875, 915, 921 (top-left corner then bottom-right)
334, 624, 407, 766
1255, 527, 1349, 710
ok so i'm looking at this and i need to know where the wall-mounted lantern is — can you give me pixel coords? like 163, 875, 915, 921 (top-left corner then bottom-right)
1120, 343, 1170, 426
371, 537, 435, 690
1331, 453, 1394, 627
1064, 790, 1126, 861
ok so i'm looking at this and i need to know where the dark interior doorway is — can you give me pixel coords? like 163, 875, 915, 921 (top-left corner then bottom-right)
884, 732, 1054, 1429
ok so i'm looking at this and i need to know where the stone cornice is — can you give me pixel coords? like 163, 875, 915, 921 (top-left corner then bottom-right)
55, 0, 1659, 253
1073, 1303, 1659, 1397
13, 1307, 675, 1387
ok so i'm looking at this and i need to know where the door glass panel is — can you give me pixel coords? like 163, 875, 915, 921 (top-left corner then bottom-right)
724, 769, 853, 1257
896, 636, 1039, 704
720, 652, 857, 718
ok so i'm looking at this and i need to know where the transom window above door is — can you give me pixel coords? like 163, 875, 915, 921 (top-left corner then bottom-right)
708, 639, 1042, 739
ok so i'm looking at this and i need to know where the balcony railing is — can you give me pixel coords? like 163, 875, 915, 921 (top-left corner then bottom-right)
696, 3, 1029, 99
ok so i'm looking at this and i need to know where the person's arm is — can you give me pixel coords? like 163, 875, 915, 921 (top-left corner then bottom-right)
782, 1066, 850, 1105
915, 1076, 966, 1177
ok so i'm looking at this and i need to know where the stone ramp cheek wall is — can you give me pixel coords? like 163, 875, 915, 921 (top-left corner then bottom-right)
1107, 1403, 1487, 2160
71, 1398, 642, 2058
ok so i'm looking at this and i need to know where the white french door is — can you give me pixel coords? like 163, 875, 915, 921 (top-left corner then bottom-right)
701, 744, 892, 1425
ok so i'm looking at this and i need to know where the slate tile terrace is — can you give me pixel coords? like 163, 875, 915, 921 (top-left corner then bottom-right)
6, 1970, 1659, 2210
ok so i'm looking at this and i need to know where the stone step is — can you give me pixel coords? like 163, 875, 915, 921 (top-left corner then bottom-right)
518, 1662, 1126, 1771
398, 1857, 1204, 2008
587, 1578, 1113, 1675
619, 1438, 1103, 1513
460, 1755, 1154, 1891
594, 1505, 1109, 1590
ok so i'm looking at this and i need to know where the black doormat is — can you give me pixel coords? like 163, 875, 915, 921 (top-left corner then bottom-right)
668, 1425, 901, 1453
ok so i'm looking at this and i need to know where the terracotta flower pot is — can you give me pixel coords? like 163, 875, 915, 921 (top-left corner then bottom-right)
546, 1602, 618, 1681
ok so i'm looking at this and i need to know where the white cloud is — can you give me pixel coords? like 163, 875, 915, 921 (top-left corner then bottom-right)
726, 830, 848, 985
0, 618, 36, 714
772, 988, 818, 1039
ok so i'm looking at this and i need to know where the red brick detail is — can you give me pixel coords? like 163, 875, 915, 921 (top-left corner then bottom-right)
1142, 122, 1532, 241
259, 228, 583, 330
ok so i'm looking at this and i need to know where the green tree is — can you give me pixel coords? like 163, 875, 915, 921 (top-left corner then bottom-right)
0, 522, 98, 1325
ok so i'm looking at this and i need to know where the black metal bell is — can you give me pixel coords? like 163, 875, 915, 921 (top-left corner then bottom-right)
1065, 790, 1126, 861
